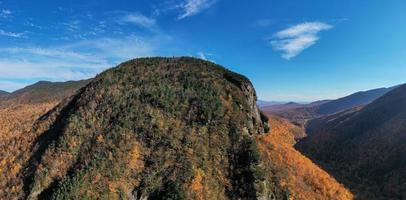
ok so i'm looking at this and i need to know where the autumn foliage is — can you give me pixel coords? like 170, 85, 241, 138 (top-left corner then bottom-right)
257, 115, 354, 200
0, 102, 58, 199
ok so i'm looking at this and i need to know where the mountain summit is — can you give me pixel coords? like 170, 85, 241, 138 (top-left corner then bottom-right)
18, 57, 286, 199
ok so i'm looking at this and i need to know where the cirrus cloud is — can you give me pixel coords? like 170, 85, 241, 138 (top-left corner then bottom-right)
270, 22, 333, 60
120, 13, 157, 31
0, 29, 25, 38
177, 0, 217, 20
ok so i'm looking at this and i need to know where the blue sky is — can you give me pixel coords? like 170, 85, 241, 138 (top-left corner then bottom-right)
0, 0, 405, 101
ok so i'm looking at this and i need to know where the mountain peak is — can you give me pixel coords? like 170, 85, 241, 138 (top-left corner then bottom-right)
20, 57, 281, 199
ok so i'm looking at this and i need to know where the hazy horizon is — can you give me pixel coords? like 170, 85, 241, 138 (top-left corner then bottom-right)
1, 74, 402, 103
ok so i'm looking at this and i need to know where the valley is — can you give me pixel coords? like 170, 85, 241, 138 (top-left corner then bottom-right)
260, 83, 405, 199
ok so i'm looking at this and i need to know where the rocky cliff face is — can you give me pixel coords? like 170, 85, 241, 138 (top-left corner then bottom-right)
223, 71, 266, 135
18, 57, 284, 200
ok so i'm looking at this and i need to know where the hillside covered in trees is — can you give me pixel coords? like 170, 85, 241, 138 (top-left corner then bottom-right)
0, 57, 359, 200
257, 115, 353, 200
0, 102, 58, 197
297, 84, 406, 199
0, 80, 90, 108
10, 57, 289, 199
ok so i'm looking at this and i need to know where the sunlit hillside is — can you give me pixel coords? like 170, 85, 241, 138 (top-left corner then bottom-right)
0, 102, 58, 198
257, 115, 353, 200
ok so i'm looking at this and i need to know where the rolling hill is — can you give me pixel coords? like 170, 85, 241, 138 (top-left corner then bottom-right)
261, 102, 307, 112
296, 84, 406, 199
256, 100, 286, 108
0, 80, 90, 107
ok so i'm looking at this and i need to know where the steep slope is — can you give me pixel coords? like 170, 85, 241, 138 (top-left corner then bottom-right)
0, 80, 90, 107
297, 84, 406, 199
257, 116, 353, 200
0, 103, 58, 198
17, 57, 287, 200
0, 81, 88, 198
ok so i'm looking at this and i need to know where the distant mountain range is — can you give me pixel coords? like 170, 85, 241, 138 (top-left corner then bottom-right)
256, 100, 287, 107
260, 100, 330, 112
259, 85, 398, 127
316, 86, 397, 115
0, 80, 90, 107
296, 84, 406, 199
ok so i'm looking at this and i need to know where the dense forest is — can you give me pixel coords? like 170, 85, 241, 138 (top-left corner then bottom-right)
297, 84, 406, 199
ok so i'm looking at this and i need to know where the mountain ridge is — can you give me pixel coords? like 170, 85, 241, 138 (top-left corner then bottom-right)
316, 86, 397, 115
296, 83, 406, 199
261, 85, 399, 129
0, 80, 90, 107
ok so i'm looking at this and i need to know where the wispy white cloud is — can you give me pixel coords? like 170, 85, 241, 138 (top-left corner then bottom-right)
0, 47, 110, 81
0, 34, 172, 91
64, 36, 159, 60
197, 51, 207, 60
0, 29, 25, 38
197, 51, 214, 61
61, 20, 81, 32
177, 0, 217, 20
270, 22, 332, 60
0, 47, 106, 64
1, 9, 11, 17
120, 13, 157, 31
0, 9, 12, 19
0, 60, 104, 80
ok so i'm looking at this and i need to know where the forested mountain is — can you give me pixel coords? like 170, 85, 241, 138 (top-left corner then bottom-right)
0, 80, 89, 198
296, 84, 406, 199
0, 80, 90, 107
257, 115, 353, 200
0, 57, 360, 200
12, 57, 289, 200
316, 86, 396, 115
